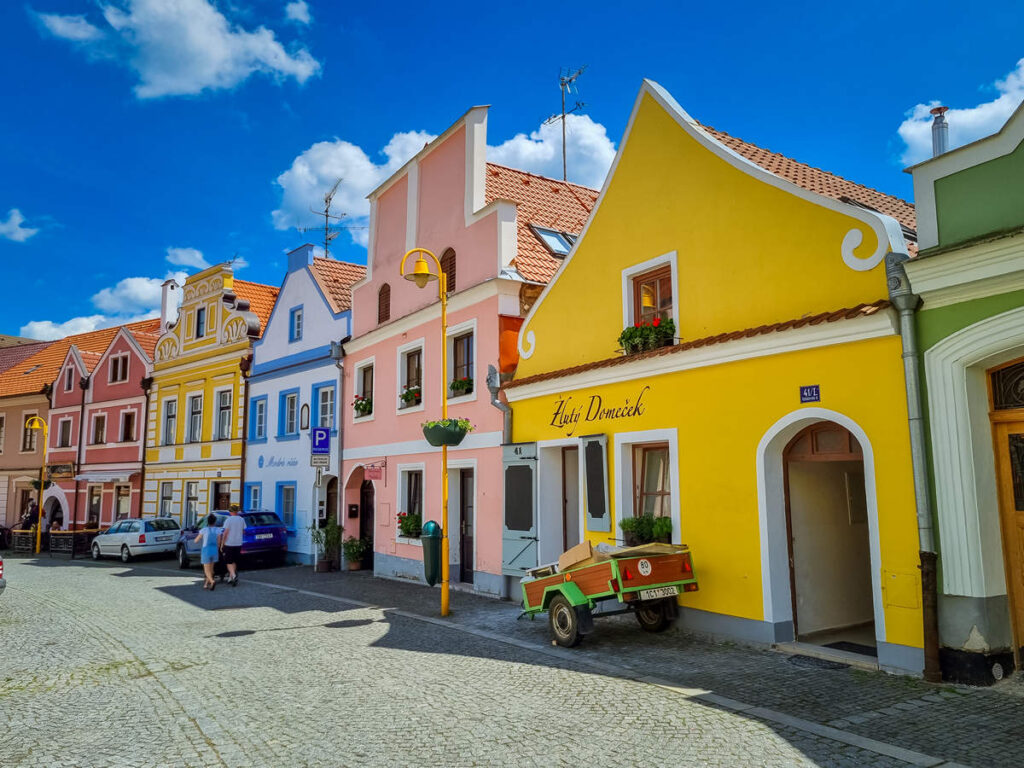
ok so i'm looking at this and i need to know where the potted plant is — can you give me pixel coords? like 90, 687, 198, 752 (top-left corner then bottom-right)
400, 384, 422, 408
342, 535, 369, 570
421, 417, 474, 446
397, 510, 422, 538
308, 516, 343, 572
449, 376, 473, 396
353, 394, 373, 417
619, 514, 673, 546
618, 317, 676, 355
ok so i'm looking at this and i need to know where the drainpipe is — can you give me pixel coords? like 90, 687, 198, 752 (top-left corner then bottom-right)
886, 252, 941, 682
486, 364, 512, 443
331, 337, 349, 565
72, 374, 89, 554
139, 376, 152, 520
239, 355, 252, 508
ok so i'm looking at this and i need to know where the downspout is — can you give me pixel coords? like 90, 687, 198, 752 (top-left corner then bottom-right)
239, 355, 252, 507
331, 337, 349, 565
886, 252, 941, 682
72, 374, 89, 555
486, 364, 512, 443
139, 377, 152, 519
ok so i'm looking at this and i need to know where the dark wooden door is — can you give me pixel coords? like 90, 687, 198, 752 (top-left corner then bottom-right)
326, 477, 338, 522
459, 469, 474, 584
359, 480, 375, 568
213, 482, 231, 511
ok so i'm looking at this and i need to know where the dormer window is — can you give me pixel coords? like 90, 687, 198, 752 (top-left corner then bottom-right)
378, 283, 391, 324
195, 307, 206, 339
531, 226, 574, 257
109, 354, 129, 384
289, 307, 304, 342
64, 367, 74, 392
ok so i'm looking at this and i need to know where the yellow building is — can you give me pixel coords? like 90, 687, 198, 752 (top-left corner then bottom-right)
143, 265, 278, 525
503, 81, 925, 675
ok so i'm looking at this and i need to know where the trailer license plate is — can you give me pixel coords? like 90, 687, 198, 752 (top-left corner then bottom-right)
256, 534, 273, 540
639, 586, 679, 600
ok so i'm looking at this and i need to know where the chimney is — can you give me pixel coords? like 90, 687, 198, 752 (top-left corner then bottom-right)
930, 106, 949, 157
160, 279, 180, 331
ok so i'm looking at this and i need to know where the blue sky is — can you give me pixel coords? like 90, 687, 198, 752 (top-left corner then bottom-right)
2, 0, 1023, 338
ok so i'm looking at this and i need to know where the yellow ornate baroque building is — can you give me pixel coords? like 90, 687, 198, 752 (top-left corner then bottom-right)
143, 264, 278, 524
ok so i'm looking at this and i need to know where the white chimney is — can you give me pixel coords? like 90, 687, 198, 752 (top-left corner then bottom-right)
160, 279, 180, 331
931, 106, 949, 157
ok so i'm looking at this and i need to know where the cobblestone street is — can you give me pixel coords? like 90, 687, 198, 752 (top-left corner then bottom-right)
1, 558, 1017, 767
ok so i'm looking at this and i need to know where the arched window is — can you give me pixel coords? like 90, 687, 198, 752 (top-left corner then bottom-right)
378, 283, 391, 324
440, 249, 456, 293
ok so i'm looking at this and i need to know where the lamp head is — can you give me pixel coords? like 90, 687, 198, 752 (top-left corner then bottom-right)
404, 255, 437, 290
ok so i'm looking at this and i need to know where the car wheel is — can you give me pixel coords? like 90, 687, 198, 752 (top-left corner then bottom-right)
548, 595, 583, 648
120, 545, 132, 563
635, 598, 674, 633
91, 543, 101, 561
177, 545, 190, 570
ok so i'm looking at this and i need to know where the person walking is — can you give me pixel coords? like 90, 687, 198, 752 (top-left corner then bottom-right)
221, 504, 244, 587
194, 513, 223, 590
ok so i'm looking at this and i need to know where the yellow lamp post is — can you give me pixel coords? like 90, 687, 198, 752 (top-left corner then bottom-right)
25, 415, 48, 555
399, 247, 451, 617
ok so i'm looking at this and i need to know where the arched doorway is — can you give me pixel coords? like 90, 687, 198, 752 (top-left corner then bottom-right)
784, 422, 875, 655
360, 480, 375, 569
44, 497, 64, 530
325, 476, 339, 523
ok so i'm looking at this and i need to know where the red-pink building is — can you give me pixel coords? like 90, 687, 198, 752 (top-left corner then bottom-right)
44, 323, 161, 528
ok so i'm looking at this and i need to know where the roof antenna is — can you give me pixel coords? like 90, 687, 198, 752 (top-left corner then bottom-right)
544, 66, 587, 181
298, 178, 368, 259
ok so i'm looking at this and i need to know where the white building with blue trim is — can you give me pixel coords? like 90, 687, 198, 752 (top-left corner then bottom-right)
245, 244, 365, 562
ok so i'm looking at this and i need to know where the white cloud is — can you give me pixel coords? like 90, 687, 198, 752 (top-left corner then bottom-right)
488, 113, 616, 190
285, 1, 311, 25
35, 0, 320, 99
229, 256, 250, 270
272, 130, 435, 246
36, 12, 106, 41
165, 246, 209, 269
0, 209, 39, 243
20, 312, 158, 341
898, 58, 1024, 165
91, 273, 187, 314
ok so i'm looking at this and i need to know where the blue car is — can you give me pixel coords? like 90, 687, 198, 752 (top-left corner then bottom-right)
175, 511, 288, 569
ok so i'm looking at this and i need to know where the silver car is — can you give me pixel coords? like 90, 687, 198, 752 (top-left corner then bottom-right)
91, 518, 181, 562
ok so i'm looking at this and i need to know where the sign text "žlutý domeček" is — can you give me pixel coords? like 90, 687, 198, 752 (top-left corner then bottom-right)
550, 386, 649, 436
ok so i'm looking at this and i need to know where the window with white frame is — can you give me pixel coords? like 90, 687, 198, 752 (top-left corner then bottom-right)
632, 443, 672, 518
399, 347, 423, 409
163, 399, 177, 445
57, 418, 72, 448
354, 361, 373, 417
91, 414, 106, 445
289, 307, 303, 342
184, 482, 199, 527
87, 486, 101, 525
249, 484, 261, 511
160, 482, 174, 517
449, 330, 474, 398
64, 366, 74, 392
279, 485, 296, 528
109, 354, 129, 384
120, 411, 136, 442
253, 398, 267, 440
22, 415, 37, 452
195, 306, 206, 338
531, 225, 574, 257
114, 485, 130, 519
399, 467, 423, 536
283, 392, 298, 435
187, 395, 202, 443
216, 390, 232, 440
317, 386, 334, 429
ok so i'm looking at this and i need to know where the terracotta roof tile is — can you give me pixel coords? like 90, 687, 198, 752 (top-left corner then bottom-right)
232, 279, 280, 337
309, 258, 367, 314
484, 163, 599, 283
0, 318, 161, 398
700, 126, 917, 239
128, 326, 161, 361
0, 342, 51, 375
506, 301, 891, 389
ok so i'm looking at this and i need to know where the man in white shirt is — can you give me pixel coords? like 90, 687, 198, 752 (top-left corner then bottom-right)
221, 504, 245, 586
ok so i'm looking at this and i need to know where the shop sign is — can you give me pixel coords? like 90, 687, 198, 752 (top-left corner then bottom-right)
257, 455, 300, 469
47, 463, 75, 479
365, 466, 383, 480
551, 385, 649, 437
800, 385, 821, 403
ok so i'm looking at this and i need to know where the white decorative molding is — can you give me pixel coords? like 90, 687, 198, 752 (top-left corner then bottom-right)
906, 231, 1024, 308
506, 309, 897, 403
620, 251, 680, 332
924, 305, 1024, 597
755, 407, 886, 642
343, 430, 503, 461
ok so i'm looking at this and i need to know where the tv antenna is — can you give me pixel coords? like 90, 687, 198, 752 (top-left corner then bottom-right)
544, 66, 587, 181
299, 178, 366, 259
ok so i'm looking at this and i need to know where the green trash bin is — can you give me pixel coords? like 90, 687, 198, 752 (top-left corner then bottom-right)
422, 520, 442, 586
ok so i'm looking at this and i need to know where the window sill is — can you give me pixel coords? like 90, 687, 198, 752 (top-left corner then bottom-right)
248, 437, 268, 445
276, 433, 300, 442
353, 413, 375, 423
397, 403, 424, 415
396, 535, 423, 547
447, 391, 477, 405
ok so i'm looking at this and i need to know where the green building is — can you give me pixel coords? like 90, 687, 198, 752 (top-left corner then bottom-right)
907, 102, 1024, 685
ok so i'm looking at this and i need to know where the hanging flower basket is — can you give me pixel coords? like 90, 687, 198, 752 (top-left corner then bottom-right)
421, 418, 474, 447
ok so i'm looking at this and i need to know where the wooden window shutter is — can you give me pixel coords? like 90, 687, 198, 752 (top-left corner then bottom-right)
378, 283, 391, 324
440, 249, 456, 293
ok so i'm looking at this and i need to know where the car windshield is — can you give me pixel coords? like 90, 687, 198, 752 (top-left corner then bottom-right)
244, 513, 282, 527
147, 519, 180, 531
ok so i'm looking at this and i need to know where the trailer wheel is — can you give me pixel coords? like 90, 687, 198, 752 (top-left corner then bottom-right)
549, 595, 583, 647
635, 599, 674, 633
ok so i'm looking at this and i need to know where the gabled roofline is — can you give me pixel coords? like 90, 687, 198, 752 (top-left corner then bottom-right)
55, 344, 88, 391
101, 326, 152, 369
516, 78, 907, 363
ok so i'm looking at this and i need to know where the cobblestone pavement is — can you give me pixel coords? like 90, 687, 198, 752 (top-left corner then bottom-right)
0, 558, 1009, 767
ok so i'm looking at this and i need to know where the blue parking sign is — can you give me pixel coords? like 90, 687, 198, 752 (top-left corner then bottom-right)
311, 427, 331, 455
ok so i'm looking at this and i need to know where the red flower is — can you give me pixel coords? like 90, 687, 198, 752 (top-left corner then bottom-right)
653, 317, 661, 327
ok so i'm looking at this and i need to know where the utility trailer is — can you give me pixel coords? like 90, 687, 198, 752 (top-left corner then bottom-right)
520, 543, 698, 647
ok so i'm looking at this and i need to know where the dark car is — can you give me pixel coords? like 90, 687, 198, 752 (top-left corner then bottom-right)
0, 553, 6, 597
176, 510, 288, 569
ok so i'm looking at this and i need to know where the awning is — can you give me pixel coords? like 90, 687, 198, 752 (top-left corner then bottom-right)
74, 471, 138, 483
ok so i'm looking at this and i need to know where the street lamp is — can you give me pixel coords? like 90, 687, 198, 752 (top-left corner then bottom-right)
399, 247, 451, 617
25, 416, 48, 555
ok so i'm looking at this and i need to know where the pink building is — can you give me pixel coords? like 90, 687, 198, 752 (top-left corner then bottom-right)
45, 322, 161, 530
341, 106, 596, 597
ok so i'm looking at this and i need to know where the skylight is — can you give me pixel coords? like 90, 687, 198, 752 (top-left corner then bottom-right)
532, 226, 574, 257
23, 365, 41, 374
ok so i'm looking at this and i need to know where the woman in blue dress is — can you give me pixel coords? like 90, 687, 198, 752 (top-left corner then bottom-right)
194, 514, 223, 590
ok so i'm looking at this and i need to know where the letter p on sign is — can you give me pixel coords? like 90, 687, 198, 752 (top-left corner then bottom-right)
311, 427, 331, 455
